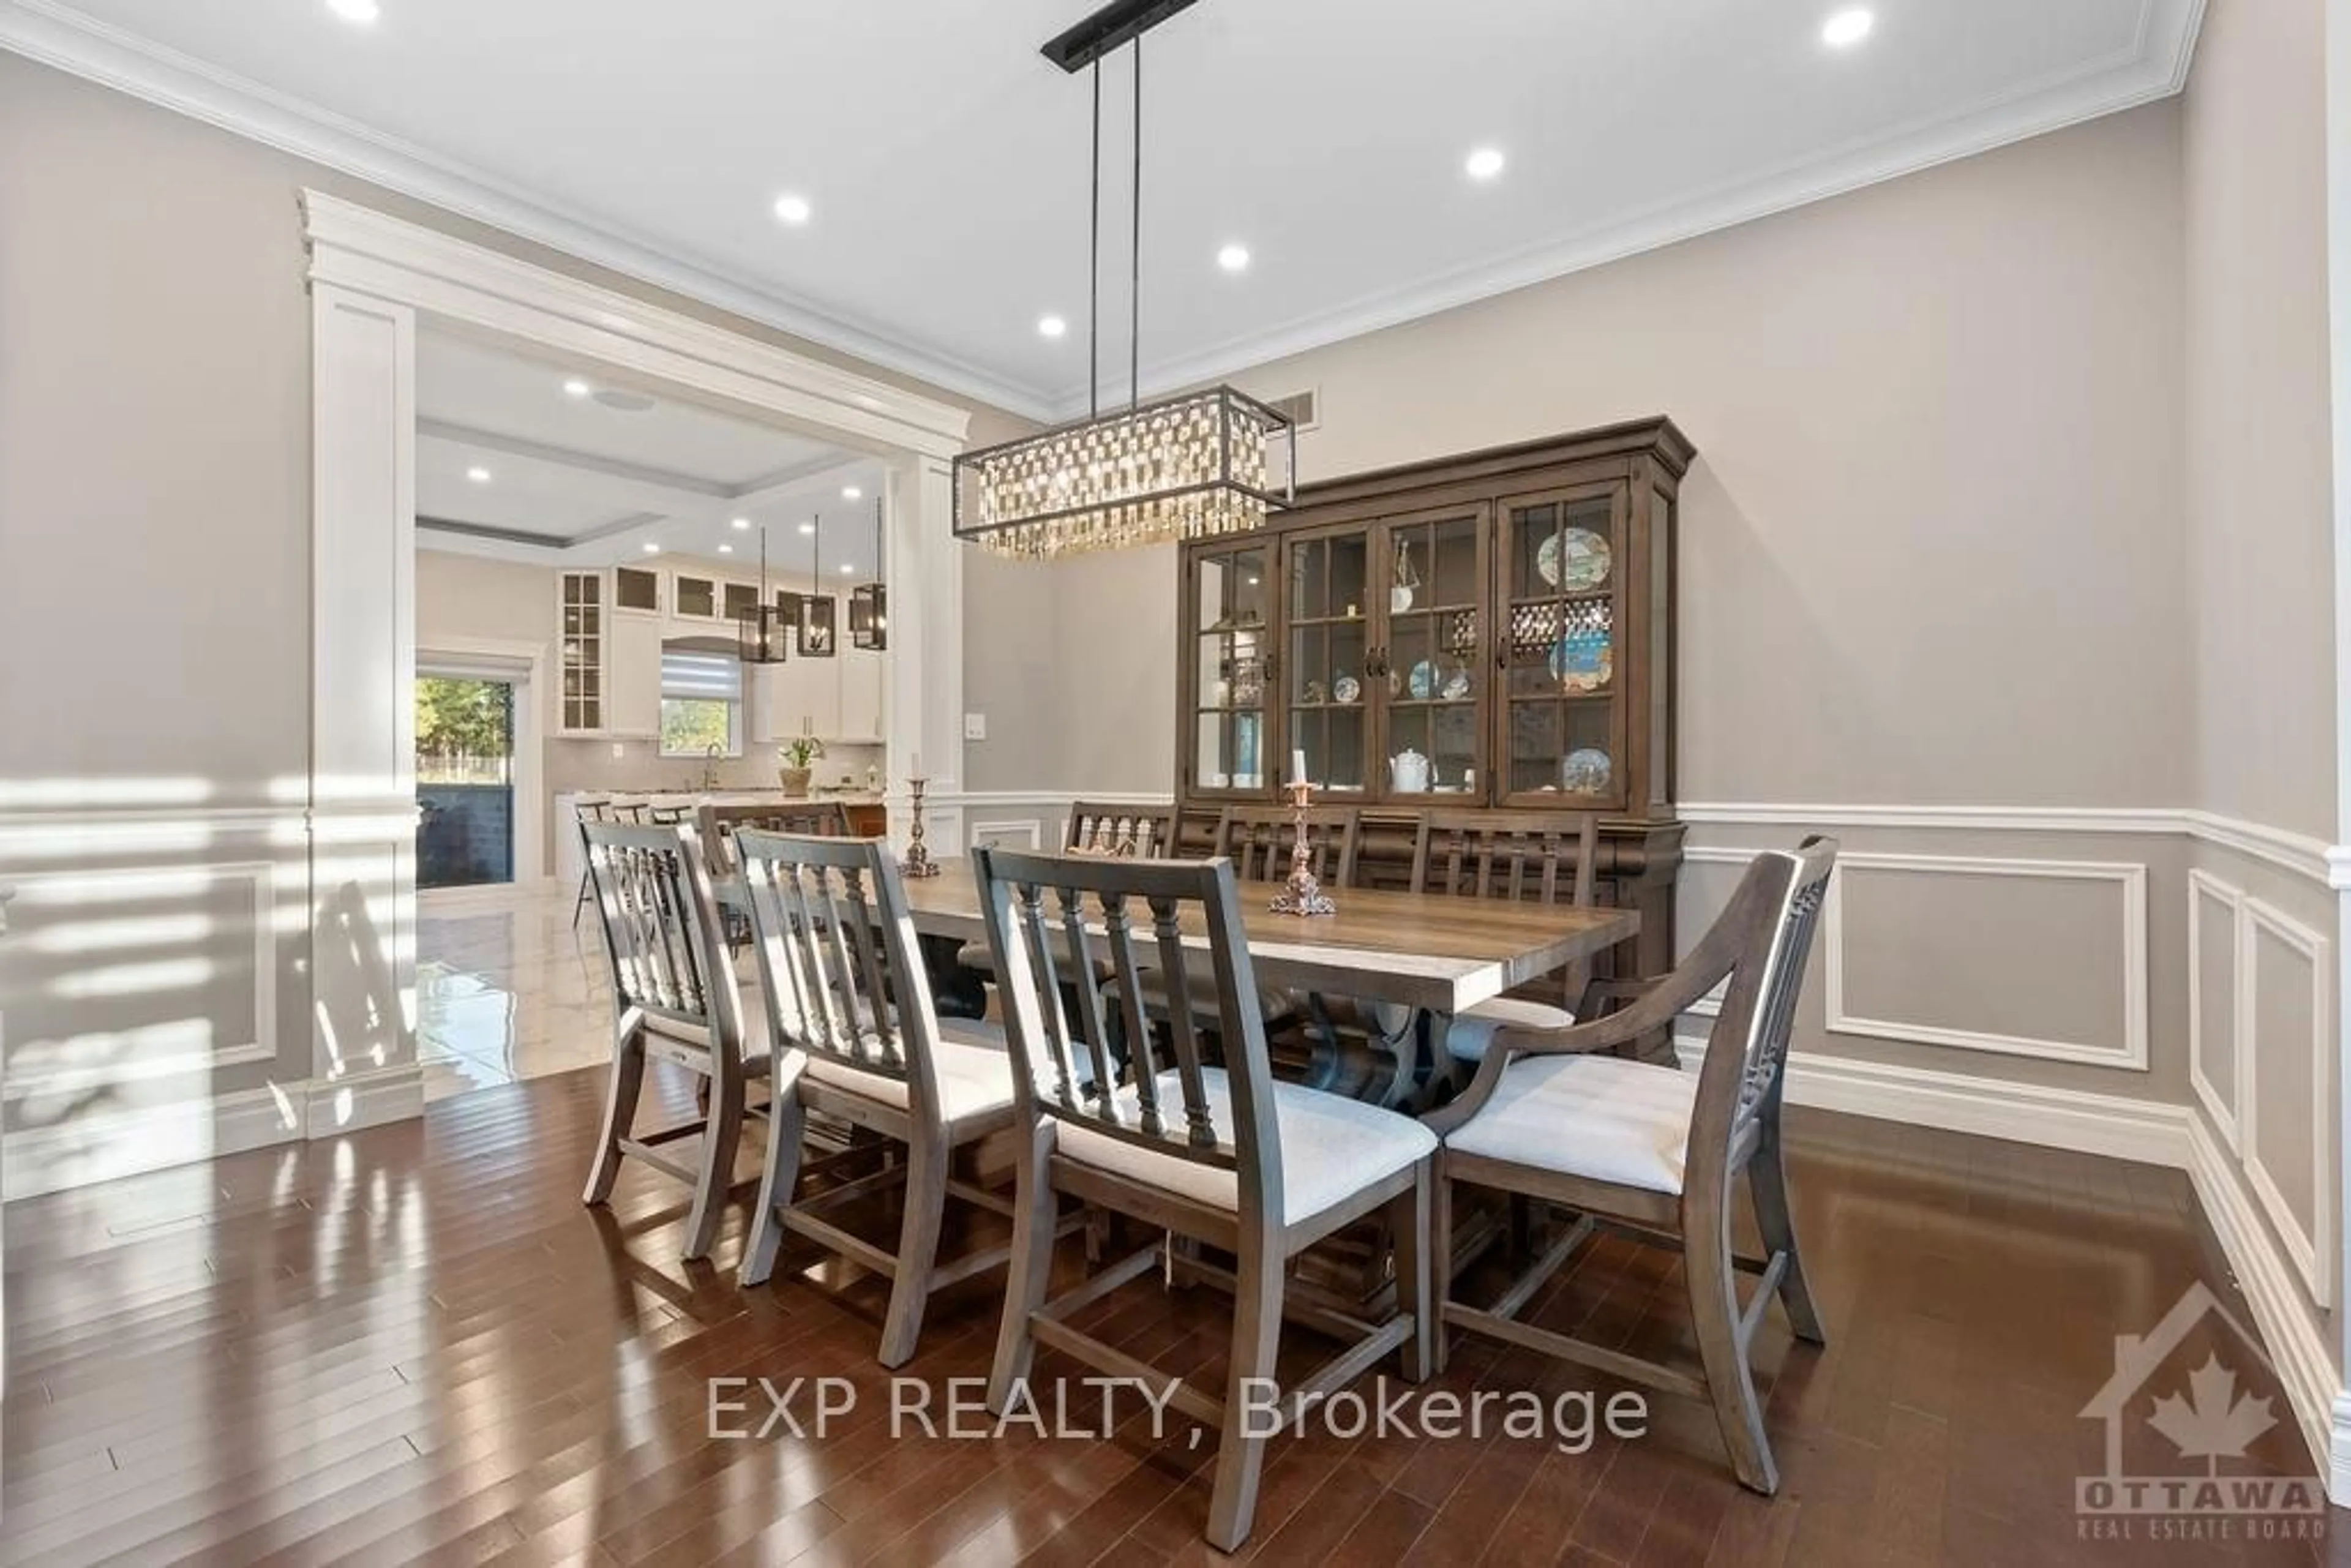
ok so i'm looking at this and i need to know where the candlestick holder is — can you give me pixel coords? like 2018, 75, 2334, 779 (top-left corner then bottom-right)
901, 775, 942, 879
1269, 780, 1336, 917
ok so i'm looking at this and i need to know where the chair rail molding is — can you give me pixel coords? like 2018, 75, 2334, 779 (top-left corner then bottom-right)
1680, 800, 2333, 885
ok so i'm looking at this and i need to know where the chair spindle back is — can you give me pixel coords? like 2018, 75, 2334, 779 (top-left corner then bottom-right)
973, 846, 1283, 1218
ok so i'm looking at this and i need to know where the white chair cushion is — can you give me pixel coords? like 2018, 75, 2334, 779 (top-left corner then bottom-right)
1441, 996, 1576, 1062
798, 1018, 1017, 1127
1055, 1067, 1436, 1228
1443, 1053, 1698, 1195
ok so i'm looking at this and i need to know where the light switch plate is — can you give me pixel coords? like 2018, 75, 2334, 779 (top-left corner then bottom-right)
964, 713, 988, 741
610, 741, 626, 759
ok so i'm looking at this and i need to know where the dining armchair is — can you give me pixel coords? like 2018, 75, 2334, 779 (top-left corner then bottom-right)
1421, 837, 1838, 1495
579, 820, 765, 1262
732, 830, 1027, 1367
1408, 809, 1602, 1065
973, 844, 1436, 1551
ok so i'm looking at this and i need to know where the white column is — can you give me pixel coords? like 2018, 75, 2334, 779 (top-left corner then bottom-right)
887, 454, 967, 858
2327, 0, 2351, 1504
307, 279, 424, 1136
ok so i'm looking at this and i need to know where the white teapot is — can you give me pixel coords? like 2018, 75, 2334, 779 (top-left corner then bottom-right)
1388, 748, 1431, 794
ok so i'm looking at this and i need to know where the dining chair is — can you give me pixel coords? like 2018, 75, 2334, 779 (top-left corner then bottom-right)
1066, 800, 1180, 858
694, 798, 852, 882
1408, 809, 1602, 1064
1213, 802, 1360, 887
569, 795, 612, 930
579, 820, 766, 1262
733, 829, 1029, 1367
1420, 836, 1838, 1495
973, 844, 1436, 1552
955, 800, 1180, 978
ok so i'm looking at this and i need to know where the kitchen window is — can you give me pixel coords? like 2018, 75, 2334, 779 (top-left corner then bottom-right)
658, 649, 743, 758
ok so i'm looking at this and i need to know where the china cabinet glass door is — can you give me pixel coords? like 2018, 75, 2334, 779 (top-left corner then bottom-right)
1374, 507, 1487, 801
1281, 525, 1373, 795
1495, 486, 1627, 809
1187, 542, 1269, 795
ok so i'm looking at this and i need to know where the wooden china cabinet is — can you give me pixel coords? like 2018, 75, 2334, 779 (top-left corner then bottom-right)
1174, 417, 1694, 977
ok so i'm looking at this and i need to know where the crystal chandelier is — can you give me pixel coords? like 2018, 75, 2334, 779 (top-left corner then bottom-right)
951, 0, 1294, 561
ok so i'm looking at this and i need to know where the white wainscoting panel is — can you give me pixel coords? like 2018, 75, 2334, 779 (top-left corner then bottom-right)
2240, 896, 2334, 1308
2188, 869, 2244, 1150
1821, 853, 2149, 1070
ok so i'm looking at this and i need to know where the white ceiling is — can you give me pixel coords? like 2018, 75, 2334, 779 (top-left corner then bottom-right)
415, 329, 885, 573
4, 0, 2202, 418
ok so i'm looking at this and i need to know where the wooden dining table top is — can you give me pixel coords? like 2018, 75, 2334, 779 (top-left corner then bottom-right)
799, 861, 1641, 1016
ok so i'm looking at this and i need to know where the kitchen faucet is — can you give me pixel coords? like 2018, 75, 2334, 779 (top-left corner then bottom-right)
699, 743, 723, 791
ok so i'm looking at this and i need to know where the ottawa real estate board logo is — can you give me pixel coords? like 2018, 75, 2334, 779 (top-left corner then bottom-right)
2075, 1282, 2326, 1544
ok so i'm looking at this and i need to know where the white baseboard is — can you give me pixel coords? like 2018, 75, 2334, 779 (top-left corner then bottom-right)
1676, 1035, 2191, 1163
4, 1062, 425, 1201
1682, 1032, 2345, 1502
2183, 1114, 2342, 1497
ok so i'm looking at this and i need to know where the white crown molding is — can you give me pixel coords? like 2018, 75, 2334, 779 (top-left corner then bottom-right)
301, 192, 975, 462
1089, 0, 2208, 411
0, 0, 1057, 422
2, 1, 2200, 424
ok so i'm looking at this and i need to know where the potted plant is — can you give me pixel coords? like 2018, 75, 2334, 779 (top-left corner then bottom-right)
779, 733, 824, 797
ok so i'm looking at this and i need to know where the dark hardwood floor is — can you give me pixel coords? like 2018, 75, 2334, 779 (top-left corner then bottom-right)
2, 1067, 2338, 1566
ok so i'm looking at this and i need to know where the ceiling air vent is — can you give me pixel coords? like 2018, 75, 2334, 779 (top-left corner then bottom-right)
1263, 388, 1319, 434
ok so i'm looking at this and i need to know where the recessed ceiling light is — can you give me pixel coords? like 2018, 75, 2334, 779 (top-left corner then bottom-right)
842, 486, 862, 501
562, 378, 590, 398
326, 0, 379, 24
465, 466, 491, 484
1464, 146, 1505, 182
718, 543, 734, 554
1038, 315, 1068, 339
1217, 243, 1251, 273
1821, 7, 1873, 47
730, 517, 751, 531
798, 522, 817, 536
839, 563, 855, 576
640, 542, 661, 555
772, 193, 812, 226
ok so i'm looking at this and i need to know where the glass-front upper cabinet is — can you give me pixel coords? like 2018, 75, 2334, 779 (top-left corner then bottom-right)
1496, 485, 1628, 810
558, 570, 604, 734
1281, 526, 1373, 795
1376, 507, 1486, 800
1184, 542, 1270, 797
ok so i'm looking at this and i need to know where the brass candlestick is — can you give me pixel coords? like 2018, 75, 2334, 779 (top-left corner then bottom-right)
1269, 779, 1335, 916
901, 775, 941, 878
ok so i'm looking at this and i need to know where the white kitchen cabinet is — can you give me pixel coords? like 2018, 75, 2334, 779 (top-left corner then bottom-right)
555, 571, 606, 735
751, 650, 839, 746
607, 613, 664, 738
837, 647, 885, 743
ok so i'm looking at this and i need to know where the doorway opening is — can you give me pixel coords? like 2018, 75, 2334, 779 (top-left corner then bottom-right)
415, 673, 516, 889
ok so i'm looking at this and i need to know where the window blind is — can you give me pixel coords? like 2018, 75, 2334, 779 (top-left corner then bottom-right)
659, 650, 742, 702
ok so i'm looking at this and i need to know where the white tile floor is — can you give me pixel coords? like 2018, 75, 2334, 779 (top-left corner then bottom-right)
415, 879, 615, 1102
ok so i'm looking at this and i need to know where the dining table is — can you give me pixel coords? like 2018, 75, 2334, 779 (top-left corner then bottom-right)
720, 858, 1641, 1106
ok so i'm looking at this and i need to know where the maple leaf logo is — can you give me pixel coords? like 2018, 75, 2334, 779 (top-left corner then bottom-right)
2146, 1355, 2276, 1474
